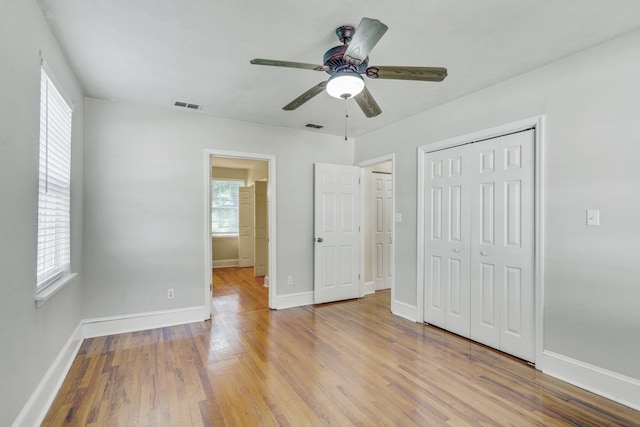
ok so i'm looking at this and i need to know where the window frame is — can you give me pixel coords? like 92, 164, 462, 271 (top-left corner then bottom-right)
35, 62, 76, 302
211, 179, 244, 237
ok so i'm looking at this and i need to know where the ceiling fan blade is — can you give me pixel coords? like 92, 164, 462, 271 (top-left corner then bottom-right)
344, 18, 388, 65
366, 66, 448, 82
354, 87, 382, 118
283, 81, 328, 111
250, 58, 329, 72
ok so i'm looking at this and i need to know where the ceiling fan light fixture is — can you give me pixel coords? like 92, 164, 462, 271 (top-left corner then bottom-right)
326, 72, 364, 99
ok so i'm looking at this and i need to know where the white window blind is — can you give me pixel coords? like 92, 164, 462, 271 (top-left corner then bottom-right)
37, 67, 72, 290
211, 180, 243, 234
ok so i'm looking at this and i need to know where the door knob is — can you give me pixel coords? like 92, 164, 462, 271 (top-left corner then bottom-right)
480, 251, 488, 256
453, 248, 460, 253
317, 238, 323, 243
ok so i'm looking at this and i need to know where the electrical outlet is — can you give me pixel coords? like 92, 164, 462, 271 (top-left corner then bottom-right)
167, 288, 175, 299
287, 276, 293, 285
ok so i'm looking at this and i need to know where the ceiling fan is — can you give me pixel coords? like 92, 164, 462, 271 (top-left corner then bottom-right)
250, 17, 447, 118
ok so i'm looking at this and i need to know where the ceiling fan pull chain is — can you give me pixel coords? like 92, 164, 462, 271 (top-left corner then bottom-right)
344, 96, 349, 141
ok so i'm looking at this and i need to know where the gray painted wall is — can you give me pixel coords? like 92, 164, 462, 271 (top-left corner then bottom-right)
82, 98, 353, 318
0, 1, 85, 424
355, 29, 640, 379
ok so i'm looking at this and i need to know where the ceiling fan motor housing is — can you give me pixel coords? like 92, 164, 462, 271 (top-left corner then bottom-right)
323, 44, 368, 76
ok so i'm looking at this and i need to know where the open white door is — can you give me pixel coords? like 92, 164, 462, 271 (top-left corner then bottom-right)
238, 186, 255, 267
314, 163, 361, 304
372, 172, 393, 291
254, 181, 268, 277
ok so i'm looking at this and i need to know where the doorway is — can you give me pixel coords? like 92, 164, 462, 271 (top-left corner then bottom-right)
205, 150, 276, 313
357, 155, 396, 308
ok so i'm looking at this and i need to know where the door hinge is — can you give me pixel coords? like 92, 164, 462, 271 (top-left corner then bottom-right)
210, 283, 212, 291
358, 274, 361, 280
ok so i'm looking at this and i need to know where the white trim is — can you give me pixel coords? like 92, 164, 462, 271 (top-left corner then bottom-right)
274, 291, 314, 309
541, 351, 640, 411
356, 154, 396, 304
40, 58, 75, 111
35, 273, 77, 307
206, 149, 277, 309
203, 151, 213, 316
82, 306, 208, 338
416, 116, 545, 365
363, 281, 375, 295
212, 259, 239, 268
391, 299, 417, 322
416, 147, 426, 324
11, 323, 83, 427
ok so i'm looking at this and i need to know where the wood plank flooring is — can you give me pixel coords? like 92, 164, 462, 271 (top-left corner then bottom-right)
42, 267, 640, 426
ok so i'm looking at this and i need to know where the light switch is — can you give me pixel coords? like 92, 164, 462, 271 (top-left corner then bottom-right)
395, 213, 403, 223
586, 209, 600, 226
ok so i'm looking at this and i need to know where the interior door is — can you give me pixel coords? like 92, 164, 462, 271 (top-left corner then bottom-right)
423, 145, 471, 337
254, 181, 268, 277
469, 130, 535, 361
314, 163, 361, 304
238, 186, 255, 267
372, 172, 393, 291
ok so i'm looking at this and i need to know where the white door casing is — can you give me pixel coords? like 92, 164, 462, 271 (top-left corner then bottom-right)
238, 186, 255, 267
424, 145, 471, 337
254, 181, 268, 277
469, 130, 535, 361
372, 172, 393, 291
314, 163, 361, 304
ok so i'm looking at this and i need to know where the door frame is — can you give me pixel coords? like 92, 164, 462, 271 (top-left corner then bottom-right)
204, 149, 277, 312
416, 116, 545, 365
356, 154, 396, 303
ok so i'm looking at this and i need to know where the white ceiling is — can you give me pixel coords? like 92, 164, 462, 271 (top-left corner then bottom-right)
38, 0, 640, 138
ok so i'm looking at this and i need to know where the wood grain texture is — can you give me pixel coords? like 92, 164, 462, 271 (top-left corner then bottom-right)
43, 267, 640, 426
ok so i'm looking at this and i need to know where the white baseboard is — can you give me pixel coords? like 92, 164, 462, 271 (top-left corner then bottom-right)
212, 259, 239, 268
391, 299, 417, 322
82, 305, 209, 338
541, 350, 640, 411
275, 291, 314, 309
11, 323, 84, 427
363, 281, 375, 295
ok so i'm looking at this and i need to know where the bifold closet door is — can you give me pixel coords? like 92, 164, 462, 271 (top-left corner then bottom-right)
469, 130, 535, 362
424, 129, 535, 362
424, 145, 471, 338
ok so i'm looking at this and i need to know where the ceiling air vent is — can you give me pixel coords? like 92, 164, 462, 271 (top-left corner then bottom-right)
174, 101, 202, 110
305, 123, 325, 129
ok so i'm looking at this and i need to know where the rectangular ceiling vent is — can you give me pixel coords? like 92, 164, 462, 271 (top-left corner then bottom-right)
305, 123, 324, 129
174, 101, 202, 110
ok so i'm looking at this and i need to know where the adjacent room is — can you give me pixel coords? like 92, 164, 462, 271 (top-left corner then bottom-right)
2, 0, 640, 425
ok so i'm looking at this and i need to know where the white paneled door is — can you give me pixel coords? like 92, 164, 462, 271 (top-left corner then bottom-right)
372, 172, 393, 291
238, 186, 255, 267
254, 181, 268, 277
314, 163, 361, 304
424, 129, 535, 362
424, 145, 471, 338
469, 130, 535, 361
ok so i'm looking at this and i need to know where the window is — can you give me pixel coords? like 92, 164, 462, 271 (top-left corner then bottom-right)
36, 66, 73, 291
211, 180, 243, 235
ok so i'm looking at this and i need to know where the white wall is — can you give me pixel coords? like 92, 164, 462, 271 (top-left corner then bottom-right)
83, 99, 353, 318
355, 29, 640, 380
0, 0, 85, 424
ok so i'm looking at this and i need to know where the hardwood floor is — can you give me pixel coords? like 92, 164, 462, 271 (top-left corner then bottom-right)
43, 267, 640, 426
